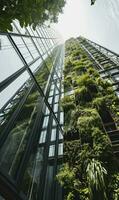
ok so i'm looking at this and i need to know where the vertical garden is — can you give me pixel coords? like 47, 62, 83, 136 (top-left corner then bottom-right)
57, 38, 119, 200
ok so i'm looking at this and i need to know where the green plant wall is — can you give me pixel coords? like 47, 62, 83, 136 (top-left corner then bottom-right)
57, 38, 119, 200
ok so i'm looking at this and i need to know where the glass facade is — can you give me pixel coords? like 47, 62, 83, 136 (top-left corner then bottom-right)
0, 21, 64, 200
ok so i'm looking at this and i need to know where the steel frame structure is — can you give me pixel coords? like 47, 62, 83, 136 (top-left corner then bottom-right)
0, 22, 64, 200
78, 36, 119, 157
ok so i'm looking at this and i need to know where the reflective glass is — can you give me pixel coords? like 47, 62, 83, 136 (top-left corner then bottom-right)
59, 131, 63, 140
42, 116, 49, 128
58, 143, 63, 156
60, 112, 64, 124
0, 35, 23, 82
53, 103, 58, 113
22, 147, 44, 198
0, 71, 29, 109
39, 130, 47, 143
23, 37, 39, 59
0, 87, 40, 178
30, 58, 42, 73
49, 145, 55, 157
12, 36, 33, 63
43, 165, 54, 200
51, 129, 56, 141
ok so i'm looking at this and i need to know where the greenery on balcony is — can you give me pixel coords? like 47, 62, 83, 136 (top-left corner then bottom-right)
57, 38, 119, 200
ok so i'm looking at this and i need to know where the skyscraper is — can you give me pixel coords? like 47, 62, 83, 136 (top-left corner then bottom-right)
0, 21, 64, 200
61, 37, 119, 199
0, 25, 119, 199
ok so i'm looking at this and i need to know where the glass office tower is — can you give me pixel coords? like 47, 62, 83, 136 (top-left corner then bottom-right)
0, 21, 64, 200
1, 24, 119, 200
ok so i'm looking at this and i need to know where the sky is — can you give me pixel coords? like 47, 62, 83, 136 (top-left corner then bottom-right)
53, 0, 119, 53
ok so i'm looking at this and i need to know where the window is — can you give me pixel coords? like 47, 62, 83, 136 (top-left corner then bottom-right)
58, 143, 63, 155
48, 97, 53, 104
39, 130, 47, 143
54, 95, 59, 103
51, 129, 56, 141
60, 112, 64, 124
42, 116, 49, 128
59, 132, 63, 140
53, 103, 58, 113
49, 145, 55, 157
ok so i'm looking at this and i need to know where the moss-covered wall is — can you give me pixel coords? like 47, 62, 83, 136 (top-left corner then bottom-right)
57, 38, 119, 200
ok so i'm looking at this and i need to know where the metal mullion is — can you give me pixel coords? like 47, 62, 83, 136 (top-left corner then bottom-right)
44, 26, 56, 45
0, 66, 26, 92
7, 33, 63, 135
15, 96, 45, 187
0, 54, 43, 93
28, 27, 62, 94
31, 29, 46, 53
41, 27, 52, 52
85, 38, 119, 65
0, 82, 27, 113
36, 28, 62, 82
0, 31, 57, 40
38, 97, 56, 200
40, 27, 50, 52
13, 22, 34, 60
0, 84, 34, 148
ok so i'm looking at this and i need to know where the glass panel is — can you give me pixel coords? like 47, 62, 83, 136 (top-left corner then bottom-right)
59, 131, 63, 140
60, 112, 64, 125
30, 58, 42, 73
54, 95, 59, 103
48, 97, 53, 104
55, 89, 59, 95
44, 106, 50, 115
49, 90, 54, 96
0, 35, 23, 82
0, 71, 29, 109
53, 114, 57, 126
39, 130, 47, 143
51, 129, 56, 141
50, 84, 55, 91
22, 147, 44, 198
58, 143, 63, 156
33, 38, 44, 55
0, 87, 40, 179
53, 103, 58, 113
43, 165, 54, 200
12, 36, 33, 63
23, 37, 39, 59
42, 116, 49, 128
34, 63, 50, 90
49, 145, 55, 157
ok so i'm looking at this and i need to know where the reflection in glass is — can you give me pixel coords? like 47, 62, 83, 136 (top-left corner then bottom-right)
0, 35, 23, 82
12, 36, 33, 63
0, 87, 40, 178
51, 129, 56, 141
42, 116, 49, 128
22, 147, 44, 199
39, 130, 47, 143
49, 145, 55, 157
0, 71, 29, 110
58, 143, 63, 156
43, 165, 54, 200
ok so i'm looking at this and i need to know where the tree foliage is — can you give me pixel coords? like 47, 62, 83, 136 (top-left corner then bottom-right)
0, 0, 66, 31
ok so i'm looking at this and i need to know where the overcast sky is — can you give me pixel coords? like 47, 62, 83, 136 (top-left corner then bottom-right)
54, 0, 119, 53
